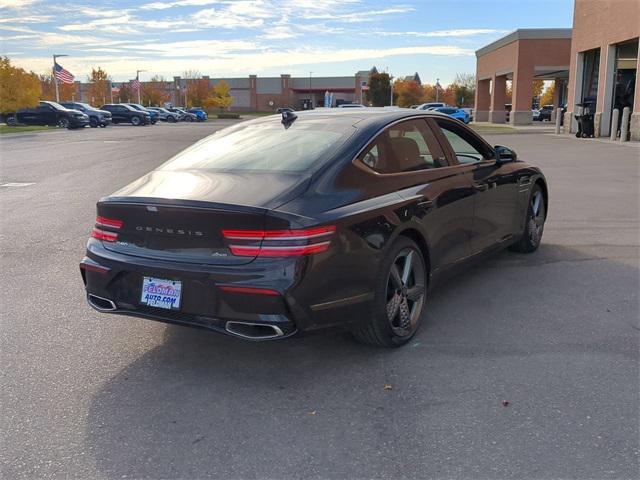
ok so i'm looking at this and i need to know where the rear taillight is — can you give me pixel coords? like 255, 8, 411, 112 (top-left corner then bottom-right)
91, 216, 122, 242
222, 225, 336, 257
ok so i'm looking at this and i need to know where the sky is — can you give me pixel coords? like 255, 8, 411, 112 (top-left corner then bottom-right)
0, 0, 574, 85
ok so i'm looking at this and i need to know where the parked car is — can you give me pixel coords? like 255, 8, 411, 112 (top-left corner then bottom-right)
537, 105, 553, 121
432, 106, 470, 124
416, 102, 446, 110
11, 101, 89, 129
126, 104, 158, 124
147, 107, 181, 123
337, 103, 366, 108
80, 109, 547, 347
100, 104, 150, 126
187, 107, 208, 122
61, 102, 112, 128
167, 107, 197, 122
532, 109, 541, 121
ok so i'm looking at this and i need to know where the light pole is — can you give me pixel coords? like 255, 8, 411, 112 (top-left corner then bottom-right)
389, 74, 394, 106
436, 78, 440, 103
52, 54, 68, 102
309, 71, 313, 109
136, 69, 146, 104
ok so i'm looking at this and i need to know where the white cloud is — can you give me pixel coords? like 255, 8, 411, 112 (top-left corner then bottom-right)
0, 15, 51, 23
0, 0, 38, 7
375, 29, 505, 38
305, 7, 414, 22
140, 0, 219, 10
11, 44, 472, 80
195, 7, 264, 28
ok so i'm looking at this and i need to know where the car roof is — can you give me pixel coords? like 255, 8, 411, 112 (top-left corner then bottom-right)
245, 108, 453, 131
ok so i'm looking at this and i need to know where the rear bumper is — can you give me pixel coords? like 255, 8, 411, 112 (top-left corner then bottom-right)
80, 241, 374, 340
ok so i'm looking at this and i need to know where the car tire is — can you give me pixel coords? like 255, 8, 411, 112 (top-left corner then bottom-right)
168, 116, 176, 123
131, 116, 141, 126
89, 118, 98, 128
99, 124, 107, 128
509, 184, 545, 253
57, 118, 70, 129
6, 115, 17, 126
186, 116, 193, 122
351, 237, 427, 348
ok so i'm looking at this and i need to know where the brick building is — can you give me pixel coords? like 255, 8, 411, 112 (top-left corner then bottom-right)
72, 72, 371, 112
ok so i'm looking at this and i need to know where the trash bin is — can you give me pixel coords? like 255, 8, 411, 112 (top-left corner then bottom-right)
574, 102, 595, 138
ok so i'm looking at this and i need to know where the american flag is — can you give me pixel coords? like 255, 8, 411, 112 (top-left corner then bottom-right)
131, 78, 140, 91
53, 62, 74, 84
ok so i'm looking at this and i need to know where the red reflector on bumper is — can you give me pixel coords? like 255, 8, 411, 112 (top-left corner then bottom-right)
218, 285, 280, 296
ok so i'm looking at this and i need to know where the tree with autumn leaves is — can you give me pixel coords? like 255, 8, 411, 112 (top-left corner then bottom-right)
0, 57, 41, 113
141, 75, 170, 106
85, 67, 111, 106
40, 74, 76, 102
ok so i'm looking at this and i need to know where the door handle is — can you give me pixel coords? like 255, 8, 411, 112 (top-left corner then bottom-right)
473, 183, 489, 192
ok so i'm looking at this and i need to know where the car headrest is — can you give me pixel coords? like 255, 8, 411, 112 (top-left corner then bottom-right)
389, 136, 421, 168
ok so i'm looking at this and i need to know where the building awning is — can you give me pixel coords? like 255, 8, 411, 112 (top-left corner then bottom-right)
291, 88, 355, 93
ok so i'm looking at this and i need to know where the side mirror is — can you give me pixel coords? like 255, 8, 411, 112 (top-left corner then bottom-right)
495, 145, 517, 164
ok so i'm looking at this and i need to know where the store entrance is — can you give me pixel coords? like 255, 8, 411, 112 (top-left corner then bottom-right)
612, 39, 638, 125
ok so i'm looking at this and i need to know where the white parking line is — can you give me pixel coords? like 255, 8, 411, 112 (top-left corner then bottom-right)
1, 182, 35, 188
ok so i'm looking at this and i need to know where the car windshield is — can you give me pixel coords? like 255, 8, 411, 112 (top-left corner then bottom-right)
160, 119, 354, 173
45, 101, 67, 111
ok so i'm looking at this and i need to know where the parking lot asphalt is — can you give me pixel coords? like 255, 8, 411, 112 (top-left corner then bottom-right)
1, 122, 638, 479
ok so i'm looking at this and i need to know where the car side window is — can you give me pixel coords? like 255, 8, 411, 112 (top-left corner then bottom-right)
359, 119, 447, 174
435, 121, 488, 165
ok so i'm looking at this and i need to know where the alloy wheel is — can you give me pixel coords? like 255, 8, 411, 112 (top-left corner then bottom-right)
58, 118, 69, 128
386, 248, 426, 337
528, 190, 545, 246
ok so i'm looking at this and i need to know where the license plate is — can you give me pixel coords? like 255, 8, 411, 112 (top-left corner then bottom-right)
140, 277, 182, 310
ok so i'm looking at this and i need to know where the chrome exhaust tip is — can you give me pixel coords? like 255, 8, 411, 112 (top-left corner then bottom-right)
225, 321, 284, 340
87, 293, 117, 312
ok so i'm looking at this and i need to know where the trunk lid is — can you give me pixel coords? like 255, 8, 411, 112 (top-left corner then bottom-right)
98, 201, 268, 265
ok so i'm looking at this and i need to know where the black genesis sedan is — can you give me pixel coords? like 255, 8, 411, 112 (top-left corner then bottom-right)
80, 109, 548, 347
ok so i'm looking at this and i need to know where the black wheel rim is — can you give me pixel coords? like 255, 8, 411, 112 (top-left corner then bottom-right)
528, 191, 545, 246
386, 248, 426, 337
58, 119, 68, 128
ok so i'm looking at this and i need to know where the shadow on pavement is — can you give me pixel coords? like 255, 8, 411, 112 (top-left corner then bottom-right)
85, 243, 639, 479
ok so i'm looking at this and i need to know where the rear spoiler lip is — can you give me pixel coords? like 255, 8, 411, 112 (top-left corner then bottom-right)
97, 196, 269, 216
97, 196, 319, 228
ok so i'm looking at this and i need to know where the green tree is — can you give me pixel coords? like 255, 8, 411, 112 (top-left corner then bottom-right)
366, 70, 391, 107
0, 57, 41, 113
451, 73, 476, 107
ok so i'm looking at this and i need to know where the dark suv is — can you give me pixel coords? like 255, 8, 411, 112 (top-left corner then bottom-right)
100, 104, 150, 126
12, 101, 89, 129
61, 102, 112, 128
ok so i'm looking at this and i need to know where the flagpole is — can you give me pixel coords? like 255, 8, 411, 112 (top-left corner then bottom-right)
136, 69, 146, 104
53, 54, 69, 102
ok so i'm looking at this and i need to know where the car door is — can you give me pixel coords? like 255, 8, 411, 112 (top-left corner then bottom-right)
113, 106, 127, 122
39, 104, 56, 125
357, 118, 475, 272
431, 117, 520, 254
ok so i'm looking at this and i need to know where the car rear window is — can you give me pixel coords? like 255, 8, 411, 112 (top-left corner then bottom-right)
160, 118, 355, 173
